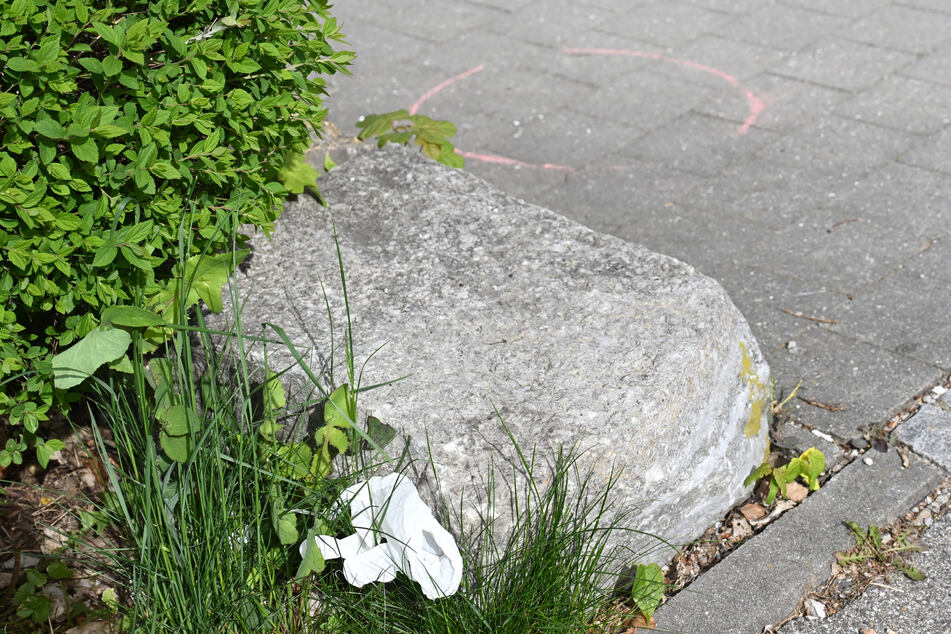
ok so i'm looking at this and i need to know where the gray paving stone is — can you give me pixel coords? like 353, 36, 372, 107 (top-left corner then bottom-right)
455, 108, 636, 166
488, 2, 616, 47
693, 72, 852, 133
674, 34, 787, 83
409, 64, 599, 125
827, 266, 951, 369
706, 261, 850, 354
615, 112, 777, 177
364, 0, 503, 43
571, 67, 722, 132
782, 0, 890, 18
828, 162, 951, 241
656, 447, 945, 633
751, 115, 917, 182
897, 0, 951, 14
713, 4, 849, 52
900, 127, 951, 175
836, 76, 951, 134
911, 233, 951, 283
675, 160, 853, 233
779, 508, 951, 634
774, 37, 916, 91
743, 212, 927, 297
679, 0, 767, 14
900, 44, 951, 87
767, 327, 943, 439
594, 2, 730, 48
900, 394, 951, 470
468, 156, 709, 245
845, 3, 951, 54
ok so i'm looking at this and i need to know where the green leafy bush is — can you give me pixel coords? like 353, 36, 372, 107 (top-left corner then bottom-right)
0, 0, 351, 465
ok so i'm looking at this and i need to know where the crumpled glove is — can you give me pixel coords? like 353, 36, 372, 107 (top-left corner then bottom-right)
301, 473, 462, 599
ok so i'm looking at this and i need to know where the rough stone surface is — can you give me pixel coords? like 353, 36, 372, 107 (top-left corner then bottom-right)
216, 145, 770, 562
655, 447, 945, 633
900, 392, 951, 470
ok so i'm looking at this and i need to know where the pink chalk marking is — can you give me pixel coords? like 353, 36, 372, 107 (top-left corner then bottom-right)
458, 150, 573, 172
563, 47, 764, 134
409, 64, 486, 115
409, 48, 766, 170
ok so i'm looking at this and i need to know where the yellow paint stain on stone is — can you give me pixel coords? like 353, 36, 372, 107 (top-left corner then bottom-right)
739, 341, 766, 438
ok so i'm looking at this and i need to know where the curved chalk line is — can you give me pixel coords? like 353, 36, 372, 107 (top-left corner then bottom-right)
410, 49, 766, 171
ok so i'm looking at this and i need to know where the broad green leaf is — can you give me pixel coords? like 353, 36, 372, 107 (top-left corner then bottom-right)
278, 153, 319, 195
0, 93, 17, 108
630, 562, 665, 621
149, 160, 181, 179
35, 119, 67, 140
323, 152, 336, 172
324, 384, 353, 428
800, 448, 826, 490
159, 405, 195, 462
101, 305, 167, 328
180, 250, 247, 313
316, 425, 348, 455
270, 486, 298, 545
52, 325, 132, 389
263, 368, 286, 413
46, 561, 72, 579
92, 244, 117, 268
93, 124, 128, 138
71, 137, 99, 163
366, 416, 396, 450
6, 57, 39, 72
48, 162, 72, 181
102, 55, 122, 77
295, 528, 326, 578
92, 22, 122, 47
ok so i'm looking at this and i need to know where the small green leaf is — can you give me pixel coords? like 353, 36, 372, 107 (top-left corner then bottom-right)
296, 528, 326, 579
149, 160, 181, 179
278, 153, 319, 195
52, 325, 132, 389
101, 305, 167, 328
324, 384, 353, 428
630, 562, 665, 621
102, 55, 122, 77
46, 561, 72, 579
270, 486, 299, 545
71, 137, 99, 163
366, 416, 396, 450
323, 152, 337, 172
902, 565, 926, 581
35, 119, 67, 140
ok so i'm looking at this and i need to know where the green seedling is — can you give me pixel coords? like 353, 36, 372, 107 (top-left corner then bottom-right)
744, 447, 826, 505
357, 110, 465, 168
837, 521, 925, 581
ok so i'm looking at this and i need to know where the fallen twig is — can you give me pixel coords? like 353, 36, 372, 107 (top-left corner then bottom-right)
780, 308, 838, 325
797, 396, 847, 411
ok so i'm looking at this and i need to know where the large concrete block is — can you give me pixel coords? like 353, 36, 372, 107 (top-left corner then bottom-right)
217, 145, 770, 562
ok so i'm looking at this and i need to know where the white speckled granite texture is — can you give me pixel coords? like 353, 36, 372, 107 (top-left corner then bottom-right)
212, 144, 770, 564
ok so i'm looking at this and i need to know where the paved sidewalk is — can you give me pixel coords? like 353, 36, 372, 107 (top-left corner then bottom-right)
320, 0, 951, 631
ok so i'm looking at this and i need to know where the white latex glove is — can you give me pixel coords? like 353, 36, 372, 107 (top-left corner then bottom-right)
303, 473, 462, 599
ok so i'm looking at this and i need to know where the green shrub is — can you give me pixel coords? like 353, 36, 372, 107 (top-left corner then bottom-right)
0, 0, 351, 466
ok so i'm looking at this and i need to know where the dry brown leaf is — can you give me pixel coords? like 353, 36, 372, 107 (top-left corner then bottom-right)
620, 613, 656, 633
859, 629, 877, 634
739, 503, 767, 520
786, 482, 809, 502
